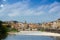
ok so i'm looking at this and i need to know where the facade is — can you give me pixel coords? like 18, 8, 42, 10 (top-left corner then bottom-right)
29, 23, 41, 31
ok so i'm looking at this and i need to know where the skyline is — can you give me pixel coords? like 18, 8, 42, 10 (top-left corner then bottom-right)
0, 0, 60, 23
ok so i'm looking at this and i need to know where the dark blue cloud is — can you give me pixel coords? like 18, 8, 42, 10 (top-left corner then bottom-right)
30, 0, 53, 7
7, 0, 22, 4
30, 0, 60, 7
56, 0, 60, 2
0, 0, 3, 4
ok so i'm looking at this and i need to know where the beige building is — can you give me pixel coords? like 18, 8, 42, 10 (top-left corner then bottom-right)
29, 23, 41, 31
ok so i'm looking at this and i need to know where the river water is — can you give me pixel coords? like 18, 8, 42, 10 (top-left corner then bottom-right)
4, 35, 60, 40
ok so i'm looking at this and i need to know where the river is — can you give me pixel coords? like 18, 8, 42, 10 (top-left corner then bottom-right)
4, 35, 60, 40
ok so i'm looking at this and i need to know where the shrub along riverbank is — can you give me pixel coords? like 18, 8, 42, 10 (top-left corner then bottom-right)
0, 21, 8, 40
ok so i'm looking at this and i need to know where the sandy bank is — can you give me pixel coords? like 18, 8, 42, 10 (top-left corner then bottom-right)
8, 31, 60, 37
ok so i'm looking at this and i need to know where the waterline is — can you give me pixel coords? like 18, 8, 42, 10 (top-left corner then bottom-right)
8, 31, 60, 36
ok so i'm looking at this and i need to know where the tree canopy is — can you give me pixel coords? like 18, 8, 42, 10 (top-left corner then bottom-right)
0, 21, 8, 40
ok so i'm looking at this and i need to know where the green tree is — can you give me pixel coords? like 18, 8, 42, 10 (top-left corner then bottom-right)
0, 21, 8, 40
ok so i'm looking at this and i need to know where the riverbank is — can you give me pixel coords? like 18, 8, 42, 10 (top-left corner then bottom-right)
8, 31, 60, 37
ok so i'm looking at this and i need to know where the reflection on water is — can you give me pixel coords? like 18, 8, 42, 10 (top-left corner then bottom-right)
53, 37, 60, 40
48, 36, 60, 40
4, 35, 60, 40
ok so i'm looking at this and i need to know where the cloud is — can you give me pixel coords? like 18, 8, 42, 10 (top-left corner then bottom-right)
49, 6, 60, 13
3, 0, 6, 1
0, 1, 44, 17
0, 0, 60, 22
49, 2, 60, 13
8, 11, 19, 17
0, 4, 4, 8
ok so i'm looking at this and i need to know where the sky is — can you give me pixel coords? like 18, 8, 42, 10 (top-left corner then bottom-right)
0, 0, 60, 23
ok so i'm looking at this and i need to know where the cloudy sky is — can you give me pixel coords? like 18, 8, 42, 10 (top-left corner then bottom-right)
0, 0, 60, 23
